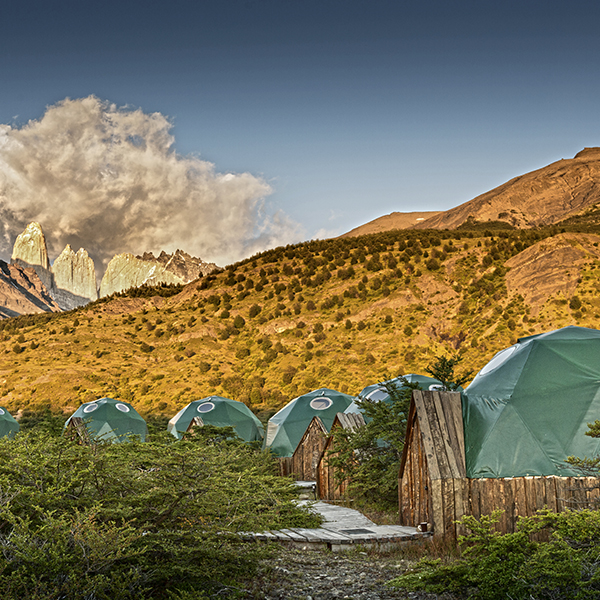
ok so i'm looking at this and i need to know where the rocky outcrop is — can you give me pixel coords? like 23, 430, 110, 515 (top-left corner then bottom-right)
136, 249, 217, 281
11, 224, 99, 311
0, 260, 60, 318
11, 222, 53, 290
504, 233, 600, 312
9, 223, 219, 311
99, 253, 186, 297
51, 245, 98, 310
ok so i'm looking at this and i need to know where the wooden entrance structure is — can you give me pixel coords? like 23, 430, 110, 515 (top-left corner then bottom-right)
398, 390, 600, 540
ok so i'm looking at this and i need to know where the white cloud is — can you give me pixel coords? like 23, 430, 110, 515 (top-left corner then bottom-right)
0, 96, 303, 274
312, 227, 340, 240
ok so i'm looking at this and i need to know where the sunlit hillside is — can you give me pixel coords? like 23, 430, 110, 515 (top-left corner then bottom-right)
1, 223, 599, 420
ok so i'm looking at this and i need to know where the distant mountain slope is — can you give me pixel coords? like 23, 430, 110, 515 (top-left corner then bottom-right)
339, 148, 600, 237
415, 148, 600, 230
340, 211, 443, 237
1, 225, 599, 419
0, 261, 60, 318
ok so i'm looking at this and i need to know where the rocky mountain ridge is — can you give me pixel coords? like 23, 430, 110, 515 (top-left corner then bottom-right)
7, 222, 218, 315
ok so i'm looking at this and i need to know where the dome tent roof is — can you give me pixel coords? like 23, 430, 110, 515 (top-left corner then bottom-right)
264, 388, 355, 457
0, 407, 19, 439
345, 374, 445, 417
65, 398, 147, 443
167, 396, 264, 442
464, 326, 600, 478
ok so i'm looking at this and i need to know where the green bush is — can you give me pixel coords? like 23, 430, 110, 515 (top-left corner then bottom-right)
389, 509, 600, 599
0, 430, 319, 599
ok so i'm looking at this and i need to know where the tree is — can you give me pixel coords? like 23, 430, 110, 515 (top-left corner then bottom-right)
566, 420, 600, 478
326, 376, 421, 511
425, 353, 473, 390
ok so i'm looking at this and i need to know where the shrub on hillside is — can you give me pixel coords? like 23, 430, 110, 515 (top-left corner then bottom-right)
248, 303, 262, 318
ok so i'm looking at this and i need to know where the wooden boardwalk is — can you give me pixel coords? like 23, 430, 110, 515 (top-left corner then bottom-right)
248, 501, 431, 552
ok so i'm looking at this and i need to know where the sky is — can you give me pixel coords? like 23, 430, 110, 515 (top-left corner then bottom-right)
1, 0, 600, 269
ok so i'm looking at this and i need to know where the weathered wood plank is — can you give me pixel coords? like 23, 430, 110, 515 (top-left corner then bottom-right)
546, 477, 558, 513
554, 477, 567, 512
443, 392, 466, 471
430, 479, 444, 536
513, 477, 527, 522
454, 478, 469, 538
432, 391, 464, 479
399, 401, 418, 478
469, 478, 481, 520
278, 528, 310, 542
533, 476, 547, 513
412, 391, 442, 481
420, 392, 452, 481
441, 478, 456, 541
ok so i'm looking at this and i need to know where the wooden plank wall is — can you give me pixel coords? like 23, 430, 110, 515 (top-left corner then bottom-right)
399, 404, 432, 529
278, 457, 293, 477
65, 417, 90, 445
398, 391, 468, 540
317, 413, 366, 502
290, 416, 328, 481
468, 476, 600, 534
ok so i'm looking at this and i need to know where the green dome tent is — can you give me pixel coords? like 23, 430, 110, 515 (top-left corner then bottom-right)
464, 326, 600, 478
65, 398, 147, 443
0, 407, 19, 439
264, 388, 355, 457
167, 396, 264, 442
345, 374, 445, 418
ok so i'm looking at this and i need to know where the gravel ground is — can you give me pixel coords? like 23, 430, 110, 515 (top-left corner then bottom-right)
243, 546, 452, 600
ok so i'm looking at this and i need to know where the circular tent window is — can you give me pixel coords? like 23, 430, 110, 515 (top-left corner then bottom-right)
310, 397, 333, 410
365, 387, 387, 401
197, 402, 215, 414
115, 403, 130, 413
83, 403, 99, 413
0, 408, 5, 416
429, 384, 445, 391
479, 345, 517, 376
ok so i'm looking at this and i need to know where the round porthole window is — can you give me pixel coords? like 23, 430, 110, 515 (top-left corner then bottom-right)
115, 403, 130, 413
310, 397, 333, 410
429, 384, 445, 391
197, 402, 215, 413
0, 408, 6, 416
83, 403, 99, 413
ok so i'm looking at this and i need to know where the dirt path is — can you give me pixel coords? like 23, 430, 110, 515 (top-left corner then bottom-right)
244, 547, 450, 600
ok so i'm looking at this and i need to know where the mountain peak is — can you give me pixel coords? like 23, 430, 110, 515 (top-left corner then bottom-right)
11, 221, 50, 271
574, 147, 600, 159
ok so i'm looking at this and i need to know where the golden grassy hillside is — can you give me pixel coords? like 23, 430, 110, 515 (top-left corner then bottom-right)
1, 224, 599, 420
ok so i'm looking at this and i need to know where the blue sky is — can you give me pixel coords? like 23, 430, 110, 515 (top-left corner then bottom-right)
2, 0, 600, 248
